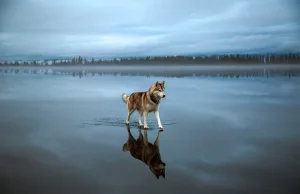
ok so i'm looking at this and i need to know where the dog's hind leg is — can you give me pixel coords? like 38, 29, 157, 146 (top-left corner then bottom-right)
138, 111, 144, 127
126, 125, 134, 139
154, 130, 163, 151
126, 102, 135, 124
126, 109, 134, 124
123, 125, 133, 152
126, 124, 131, 132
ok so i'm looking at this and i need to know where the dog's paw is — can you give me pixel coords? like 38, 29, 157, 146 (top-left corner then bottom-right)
144, 125, 149, 129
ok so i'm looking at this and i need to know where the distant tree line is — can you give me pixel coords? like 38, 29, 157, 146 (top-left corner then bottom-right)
1, 53, 300, 66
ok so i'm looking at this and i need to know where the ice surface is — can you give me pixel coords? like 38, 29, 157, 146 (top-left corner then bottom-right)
0, 72, 299, 194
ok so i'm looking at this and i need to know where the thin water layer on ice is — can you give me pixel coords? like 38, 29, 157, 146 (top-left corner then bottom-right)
0, 73, 299, 194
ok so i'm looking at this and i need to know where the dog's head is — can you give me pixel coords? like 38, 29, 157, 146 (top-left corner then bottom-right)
150, 81, 166, 98
150, 162, 166, 179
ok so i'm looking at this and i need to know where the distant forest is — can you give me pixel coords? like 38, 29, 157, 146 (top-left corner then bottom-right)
1, 52, 300, 66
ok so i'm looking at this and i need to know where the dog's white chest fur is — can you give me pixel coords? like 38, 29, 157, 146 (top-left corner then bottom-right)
145, 104, 157, 112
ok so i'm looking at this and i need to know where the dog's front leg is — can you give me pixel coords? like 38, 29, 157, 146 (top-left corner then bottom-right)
143, 111, 149, 129
154, 111, 163, 129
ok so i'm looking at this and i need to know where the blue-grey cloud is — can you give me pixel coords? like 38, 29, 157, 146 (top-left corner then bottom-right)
0, 0, 299, 57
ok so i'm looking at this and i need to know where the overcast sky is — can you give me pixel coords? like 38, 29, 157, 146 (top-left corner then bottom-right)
0, 0, 299, 57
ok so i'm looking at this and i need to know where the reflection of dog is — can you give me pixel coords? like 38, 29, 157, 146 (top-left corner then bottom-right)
122, 125, 166, 179
122, 81, 165, 129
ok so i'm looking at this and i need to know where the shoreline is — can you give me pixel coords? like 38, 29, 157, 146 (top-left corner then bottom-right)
1, 64, 300, 78
1, 63, 300, 69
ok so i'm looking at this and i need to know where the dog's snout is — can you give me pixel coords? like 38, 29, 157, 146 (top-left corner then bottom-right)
162, 94, 166, 98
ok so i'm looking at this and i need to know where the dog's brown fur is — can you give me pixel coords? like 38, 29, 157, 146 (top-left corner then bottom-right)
122, 81, 165, 129
122, 125, 166, 179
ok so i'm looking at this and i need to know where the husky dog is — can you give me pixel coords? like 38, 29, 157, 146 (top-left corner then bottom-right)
122, 125, 166, 179
122, 81, 165, 129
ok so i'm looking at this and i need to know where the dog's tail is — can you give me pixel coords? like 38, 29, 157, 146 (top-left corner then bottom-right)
122, 93, 129, 104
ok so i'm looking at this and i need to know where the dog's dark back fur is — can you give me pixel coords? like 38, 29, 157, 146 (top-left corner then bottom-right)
122, 125, 166, 179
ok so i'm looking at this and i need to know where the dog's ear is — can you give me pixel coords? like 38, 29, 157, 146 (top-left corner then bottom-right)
155, 81, 159, 86
155, 174, 160, 179
161, 81, 165, 85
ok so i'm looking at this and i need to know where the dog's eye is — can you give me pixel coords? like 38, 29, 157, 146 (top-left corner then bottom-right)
159, 89, 162, 91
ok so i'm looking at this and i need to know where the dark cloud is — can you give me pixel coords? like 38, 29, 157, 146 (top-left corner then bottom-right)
0, 0, 299, 57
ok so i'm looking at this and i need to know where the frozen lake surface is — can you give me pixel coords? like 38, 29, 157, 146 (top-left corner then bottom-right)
0, 72, 299, 194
